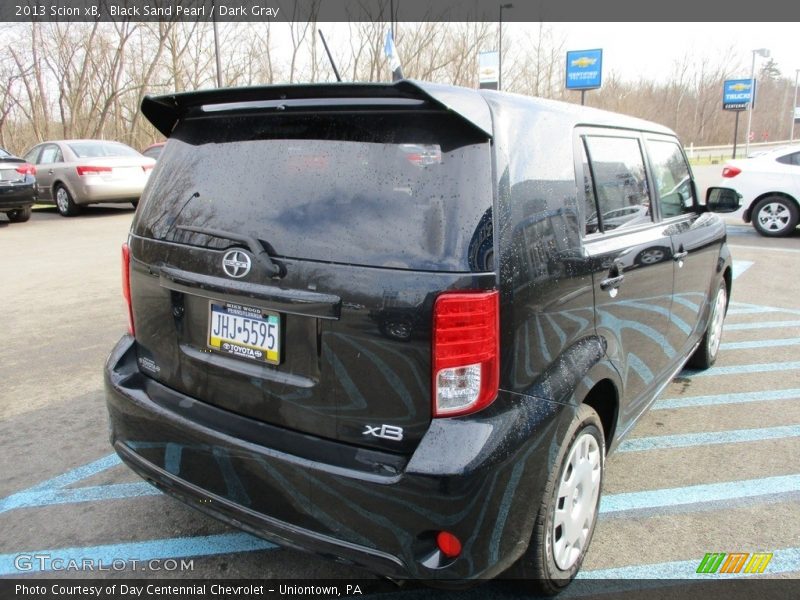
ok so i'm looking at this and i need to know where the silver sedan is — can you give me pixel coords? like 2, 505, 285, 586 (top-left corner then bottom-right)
23, 140, 156, 216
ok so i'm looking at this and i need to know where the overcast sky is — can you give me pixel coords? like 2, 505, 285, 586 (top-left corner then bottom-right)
541, 22, 800, 83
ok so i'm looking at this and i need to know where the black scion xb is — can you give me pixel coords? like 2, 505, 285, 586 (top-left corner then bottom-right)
105, 81, 739, 593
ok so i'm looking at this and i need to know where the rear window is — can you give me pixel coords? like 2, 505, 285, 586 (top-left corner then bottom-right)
68, 141, 140, 158
133, 111, 493, 272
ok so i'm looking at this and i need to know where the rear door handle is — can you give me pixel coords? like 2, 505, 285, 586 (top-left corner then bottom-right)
673, 250, 688, 260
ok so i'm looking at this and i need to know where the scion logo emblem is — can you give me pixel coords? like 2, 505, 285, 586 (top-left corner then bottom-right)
222, 250, 252, 279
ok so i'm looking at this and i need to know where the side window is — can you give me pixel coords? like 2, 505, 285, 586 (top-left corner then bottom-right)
584, 136, 651, 231
24, 147, 41, 164
580, 142, 600, 235
647, 139, 696, 217
39, 145, 63, 164
776, 152, 800, 167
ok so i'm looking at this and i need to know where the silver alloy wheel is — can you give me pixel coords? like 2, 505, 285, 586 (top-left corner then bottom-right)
56, 187, 69, 214
639, 249, 664, 264
707, 284, 727, 358
551, 432, 602, 571
756, 202, 791, 233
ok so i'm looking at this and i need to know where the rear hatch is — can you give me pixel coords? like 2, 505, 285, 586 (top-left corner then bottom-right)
129, 84, 495, 454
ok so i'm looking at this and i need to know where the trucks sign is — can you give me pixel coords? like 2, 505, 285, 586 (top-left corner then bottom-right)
723, 79, 755, 111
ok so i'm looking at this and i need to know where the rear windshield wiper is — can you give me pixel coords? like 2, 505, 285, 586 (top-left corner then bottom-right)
175, 225, 283, 277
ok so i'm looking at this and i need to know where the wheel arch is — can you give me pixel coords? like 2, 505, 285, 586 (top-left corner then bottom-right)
580, 378, 619, 454
744, 191, 799, 223
52, 179, 75, 196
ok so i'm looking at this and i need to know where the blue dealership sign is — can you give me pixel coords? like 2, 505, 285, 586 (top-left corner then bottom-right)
723, 79, 755, 111
566, 49, 603, 90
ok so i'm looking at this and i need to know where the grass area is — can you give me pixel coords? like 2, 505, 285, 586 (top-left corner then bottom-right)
688, 155, 733, 166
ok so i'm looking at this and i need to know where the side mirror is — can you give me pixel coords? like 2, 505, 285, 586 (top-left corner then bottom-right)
706, 187, 741, 213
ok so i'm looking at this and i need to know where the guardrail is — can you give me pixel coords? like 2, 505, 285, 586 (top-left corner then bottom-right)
686, 139, 797, 164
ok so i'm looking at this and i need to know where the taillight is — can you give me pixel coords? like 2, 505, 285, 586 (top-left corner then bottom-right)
436, 531, 462, 558
15, 163, 36, 176
121, 243, 135, 335
76, 165, 112, 176
722, 166, 741, 178
432, 291, 499, 417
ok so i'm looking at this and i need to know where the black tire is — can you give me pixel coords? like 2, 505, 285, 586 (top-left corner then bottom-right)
751, 195, 799, 237
6, 206, 32, 223
513, 404, 605, 595
54, 184, 80, 217
687, 280, 728, 370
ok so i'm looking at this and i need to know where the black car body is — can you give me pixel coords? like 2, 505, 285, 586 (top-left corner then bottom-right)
105, 81, 735, 591
0, 147, 36, 223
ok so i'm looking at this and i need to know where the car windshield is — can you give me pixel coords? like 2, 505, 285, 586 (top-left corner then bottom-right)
0, 147, 10, 158
68, 141, 141, 158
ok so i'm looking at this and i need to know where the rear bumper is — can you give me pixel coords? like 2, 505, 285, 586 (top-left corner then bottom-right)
0, 183, 35, 211
74, 181, 146, 204
104, 335, 567, 582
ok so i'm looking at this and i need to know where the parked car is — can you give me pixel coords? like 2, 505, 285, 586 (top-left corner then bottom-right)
142, 142, 165, 160
105, 81, 738, 593
0, 146, 36, 223
23, 139, 155, 216
719, 145, 800, 236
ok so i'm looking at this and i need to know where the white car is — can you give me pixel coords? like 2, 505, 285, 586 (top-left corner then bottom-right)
719, 145, 800, 236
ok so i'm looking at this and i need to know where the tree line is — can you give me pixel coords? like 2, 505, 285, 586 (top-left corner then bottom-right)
0, 21, 796, 155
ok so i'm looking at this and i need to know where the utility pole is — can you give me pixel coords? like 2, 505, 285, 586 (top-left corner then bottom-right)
745, 48, 770, 157
212, 1, 223, 87
791, 69, 799, 142
498, 4, 513, 91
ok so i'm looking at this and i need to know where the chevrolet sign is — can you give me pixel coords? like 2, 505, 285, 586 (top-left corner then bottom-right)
723, 78, 756, 111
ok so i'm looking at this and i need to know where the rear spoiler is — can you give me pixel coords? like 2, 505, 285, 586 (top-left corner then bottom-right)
141, 80, 493, 140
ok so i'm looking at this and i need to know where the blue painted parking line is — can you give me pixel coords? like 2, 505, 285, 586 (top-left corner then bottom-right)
0, 452, 154, 515
729, 243, 800, 254
682, 360, 800, 377
600, 474, 800, 514
724, 320, 800, 331
731, 260, 753, 280
727, 302, 800, 316
720, 338, 800, 350
0, 532, 276, 576
24, 454, 121, 493
655, 388, 800, 410
576, 546, 800, 579
618, 425, 800, 453
0, 483, 158, 514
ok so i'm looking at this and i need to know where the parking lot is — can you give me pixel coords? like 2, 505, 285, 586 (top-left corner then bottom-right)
1, 203, 799, 594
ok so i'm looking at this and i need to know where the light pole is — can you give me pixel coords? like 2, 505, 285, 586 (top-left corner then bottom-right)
791, 69, 799, 142
745, 48, 770, 157
498, 3, 513, 91
212, 1, 223, 87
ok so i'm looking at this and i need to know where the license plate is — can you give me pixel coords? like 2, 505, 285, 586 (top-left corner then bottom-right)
208, 302, 280, 364
0, 169, 20, 182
